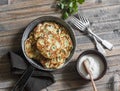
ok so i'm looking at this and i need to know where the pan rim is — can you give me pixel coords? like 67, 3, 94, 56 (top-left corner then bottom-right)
21, 16, 76, 71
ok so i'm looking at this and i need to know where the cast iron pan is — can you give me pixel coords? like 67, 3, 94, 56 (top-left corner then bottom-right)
12, 16, 76, 91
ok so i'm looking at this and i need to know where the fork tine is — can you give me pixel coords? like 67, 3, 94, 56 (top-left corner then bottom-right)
83, 16, 89, 23
72, 16, 85, 28
78, 12, 84, 22
83, 16, 88, 23
79, 15, 85, 23
70, 17, 85, 30
78, 11, 86, 23
70, 18, 83, 30
79, 15, 87, 23
82, 16, 87, 23
78, 12, 89, 24
85, 17, 89, 23
73, 22, 83, 30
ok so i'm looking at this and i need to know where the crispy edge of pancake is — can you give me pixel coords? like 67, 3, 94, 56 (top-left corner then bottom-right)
25, 38, 35, 58
25, 32, 39, 58
58, 29, 73, 58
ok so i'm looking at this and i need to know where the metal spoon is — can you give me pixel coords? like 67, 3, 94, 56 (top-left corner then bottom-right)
93, 36, 106, 55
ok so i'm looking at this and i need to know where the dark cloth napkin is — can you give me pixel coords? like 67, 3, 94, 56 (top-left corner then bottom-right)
9, 51, 55, 91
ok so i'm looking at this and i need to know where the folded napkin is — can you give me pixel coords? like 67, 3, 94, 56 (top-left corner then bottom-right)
9, 51, 55, 91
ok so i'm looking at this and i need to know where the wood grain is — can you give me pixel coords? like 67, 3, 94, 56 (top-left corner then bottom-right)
8, 0, 31, 4
0, 0, 120, 91
0, 0, 8, 5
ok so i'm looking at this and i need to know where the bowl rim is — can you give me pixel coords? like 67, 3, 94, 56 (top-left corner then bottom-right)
76, 49, 107, 81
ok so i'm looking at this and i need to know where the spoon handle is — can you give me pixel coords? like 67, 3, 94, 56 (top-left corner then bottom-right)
88, 28, 113, 50
93, 36, 106, 55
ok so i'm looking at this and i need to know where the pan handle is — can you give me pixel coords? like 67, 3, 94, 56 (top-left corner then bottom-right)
11, 65, 34, 91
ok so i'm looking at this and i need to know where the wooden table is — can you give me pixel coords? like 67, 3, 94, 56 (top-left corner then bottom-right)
0, 0, 120, 91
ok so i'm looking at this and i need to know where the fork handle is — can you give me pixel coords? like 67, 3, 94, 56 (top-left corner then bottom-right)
88, 28, 113, 50
93, 36, 106, 55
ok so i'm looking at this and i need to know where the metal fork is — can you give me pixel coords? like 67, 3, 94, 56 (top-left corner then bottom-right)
78, 14, 113, 50
70, 16, 113, 50
78, 14, 106, 54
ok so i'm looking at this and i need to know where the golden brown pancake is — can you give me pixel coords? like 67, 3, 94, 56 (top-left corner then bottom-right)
36, 32, 61, 59
58, 29, 73, 58
24, 22, 73, 69
25, 32, 37, 58
40, 56, 66, 69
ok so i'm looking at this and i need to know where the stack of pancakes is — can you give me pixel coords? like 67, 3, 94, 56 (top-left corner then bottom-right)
25, 22, 73, 69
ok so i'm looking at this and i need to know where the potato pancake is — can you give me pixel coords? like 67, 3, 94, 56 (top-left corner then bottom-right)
24, 22, 73, 69
36, 32, 61, 59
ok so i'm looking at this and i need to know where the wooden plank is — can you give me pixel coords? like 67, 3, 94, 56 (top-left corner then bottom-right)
0, 0, 120, 13
80, 0, 120, 9
0, 19, 119, 47
52, 53, 120, 75
0, 40, 117, 61
0, 18, 119, 39
0, 0, 8, 5
2, 52, 119, 75
0, 0, 119, 23
90, 21, 120, 34
0, 4, 57, 22
0, 63, 11, 73
0, 38, 120, 60
0, 46, 120, 66
0, 55, 9, 63
76, 31, 120, 44
0, 54, 120, 89
0, 3, 119, 25
0, 28, 120, 47
113, 74, 120, 91
0, 52, 120, 75
0, 0, 119, 91
0, 0, 56, 12
0, 5, 119, 34
0, 33, 118, 51
0, 73, 12, 79
41, 89, 47, 91
47, 73, 120, 91
78, 4, 120, 23
8, 0, 31, 4
0, 29, 23, 37
0, 34, 21, 47
0, 45, 20, 57
0, 78, 16, 89
0, 68, 119, 90
62, 81, 118, 91
72, 46, 120, 61
0, 88, 12, 91
0, 28, 119, 65
0, 13, 60, 31
52, 71, 120, 91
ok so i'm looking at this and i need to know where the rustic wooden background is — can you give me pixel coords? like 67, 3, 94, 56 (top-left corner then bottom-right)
0, 0, 120, 91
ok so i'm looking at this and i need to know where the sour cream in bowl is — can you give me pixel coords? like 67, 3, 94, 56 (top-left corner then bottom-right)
76, 50, 107, 80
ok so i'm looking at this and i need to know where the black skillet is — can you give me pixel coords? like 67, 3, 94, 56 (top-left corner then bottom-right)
12, 16, 76, 91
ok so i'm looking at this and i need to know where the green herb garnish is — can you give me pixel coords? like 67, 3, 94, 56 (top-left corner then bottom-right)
57, 0, 85, 19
